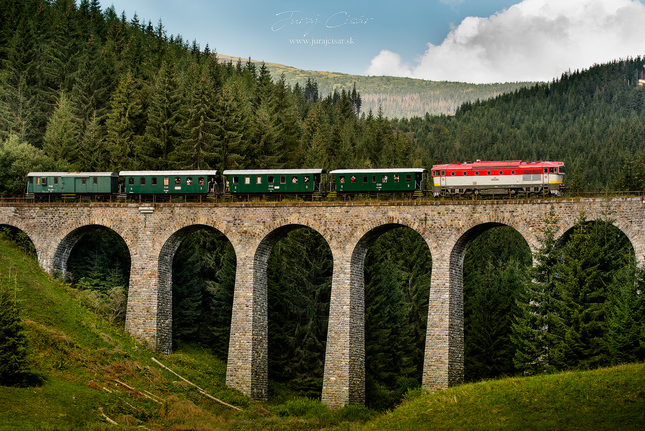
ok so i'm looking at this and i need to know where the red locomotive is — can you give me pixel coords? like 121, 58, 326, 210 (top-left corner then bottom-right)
430, 160, 565, 197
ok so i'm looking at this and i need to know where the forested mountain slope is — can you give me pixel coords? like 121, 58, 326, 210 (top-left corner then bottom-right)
395, 58, 645, 191
218, 55, 532, 119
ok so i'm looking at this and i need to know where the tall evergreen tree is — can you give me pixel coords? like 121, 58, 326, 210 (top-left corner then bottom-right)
140, 61, 181, 169
0, 273, 29, 385
267, 228, 332, 397
605, 265, 645, 364
104, 70, 143, 170
512, 206, 562, 375
552, 212, 607, 370
212, 78, 250, 170
464, 226, 530, 381
43, 91, 78, 168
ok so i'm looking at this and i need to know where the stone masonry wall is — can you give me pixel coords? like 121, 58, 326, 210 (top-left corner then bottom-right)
1, 197, 644, 409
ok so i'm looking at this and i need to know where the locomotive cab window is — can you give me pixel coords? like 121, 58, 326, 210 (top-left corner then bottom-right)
544, 168, 548, 173
140, 177, 146, 185
549, 168, 557, 173
559, 166, 565, 174
128, 177, 134, 185
268, 176, 274, 184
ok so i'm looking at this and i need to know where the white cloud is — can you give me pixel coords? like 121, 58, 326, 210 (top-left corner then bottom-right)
366, 0, 645, 83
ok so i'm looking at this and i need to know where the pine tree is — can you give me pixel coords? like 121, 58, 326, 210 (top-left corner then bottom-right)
104, 70, 143, 170
512, 206, 562, 375
267, 228, 332, 397
0, 273, 29, 385
464, 226, 530, 381
212, 78, 251, 170
43, 91, 78, 169
552, 212, 607, 370
605, 265, 645, 363
175, 65, 218, 169
140, 61, 181, 169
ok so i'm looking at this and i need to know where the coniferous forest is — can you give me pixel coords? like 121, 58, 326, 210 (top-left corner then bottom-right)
1, 0, 645, 410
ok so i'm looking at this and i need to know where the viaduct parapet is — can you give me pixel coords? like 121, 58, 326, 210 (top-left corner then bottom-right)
1, 198, 643, 408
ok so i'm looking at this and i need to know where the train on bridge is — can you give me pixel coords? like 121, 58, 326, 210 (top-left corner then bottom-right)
25, 161, 564, 200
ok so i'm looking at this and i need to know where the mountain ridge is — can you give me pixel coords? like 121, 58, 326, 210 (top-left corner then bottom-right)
216, 54, 534, 118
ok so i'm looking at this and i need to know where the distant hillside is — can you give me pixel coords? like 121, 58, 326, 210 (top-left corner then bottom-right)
217, 55, 533, 119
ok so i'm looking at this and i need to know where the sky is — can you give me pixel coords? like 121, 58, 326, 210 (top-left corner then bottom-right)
105, 0, 645, 84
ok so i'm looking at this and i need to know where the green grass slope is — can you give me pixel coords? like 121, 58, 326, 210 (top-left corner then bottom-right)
218, 55, 532, 119
0, 237, 376, 430
362, 363, 645, 431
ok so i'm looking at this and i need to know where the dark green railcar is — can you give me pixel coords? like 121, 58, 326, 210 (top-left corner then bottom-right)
120, 171, 219, 194
223, 169, 325, 194
330, 168, 427, 193
27, 172, 118, 195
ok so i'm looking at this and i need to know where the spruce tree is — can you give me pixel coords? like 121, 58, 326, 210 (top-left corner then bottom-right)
512, 206, 562, 375
605, 265, 645, 363
43, 91, 78, 169
552, 212, 606, 370
0, 274, 29, 385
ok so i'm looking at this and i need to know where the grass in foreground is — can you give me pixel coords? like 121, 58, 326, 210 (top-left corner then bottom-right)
362, 363, 645, 430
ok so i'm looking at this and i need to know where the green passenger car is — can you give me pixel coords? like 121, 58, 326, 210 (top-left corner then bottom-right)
223, 169, 325, 194
120, 171, 219, 194
27, 172, 118, 194
330, 168, 427, 193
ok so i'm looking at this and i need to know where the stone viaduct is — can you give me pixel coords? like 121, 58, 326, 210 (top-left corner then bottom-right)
1, 197, 644, 408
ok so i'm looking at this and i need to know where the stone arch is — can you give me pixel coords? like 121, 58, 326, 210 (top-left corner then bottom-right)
154, 224, 235, 355
226, 221, 332, 402
0, 223, 36, 256
423, 221, 532, 392
557, 216, 640, 263
52, 224, 131, 278
322, 220, 432, 408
